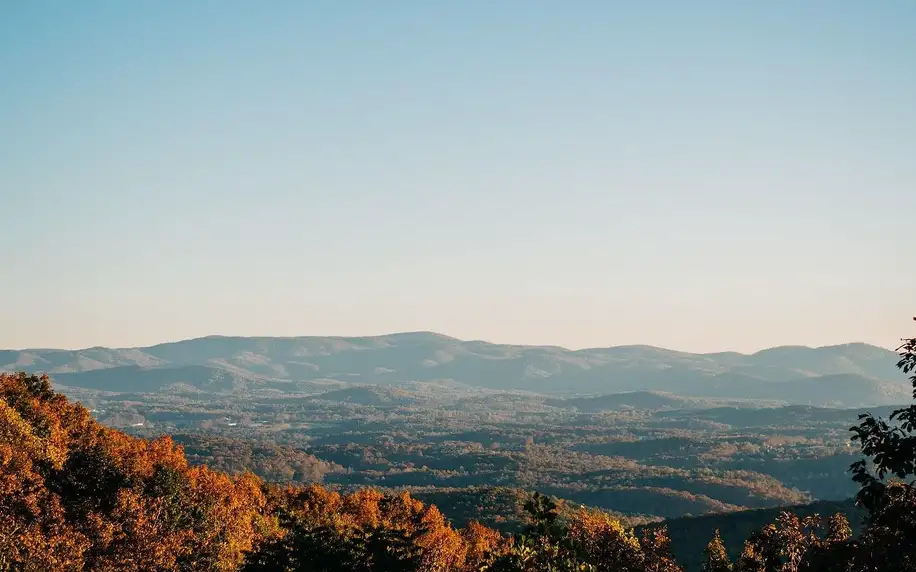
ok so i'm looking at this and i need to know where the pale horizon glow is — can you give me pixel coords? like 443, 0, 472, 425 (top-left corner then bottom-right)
2, 2, 915, 353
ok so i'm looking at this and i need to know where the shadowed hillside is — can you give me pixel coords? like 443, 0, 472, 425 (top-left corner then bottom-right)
2, 334, 907, 406
51, 364, 272, 393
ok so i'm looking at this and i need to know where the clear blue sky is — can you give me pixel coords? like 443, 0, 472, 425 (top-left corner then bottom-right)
2, 1, 914, 352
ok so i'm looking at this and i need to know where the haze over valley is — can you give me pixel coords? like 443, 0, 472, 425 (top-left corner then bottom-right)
6, 328, 914, 570
3, 1, 916, 570
5, 333, 907, 408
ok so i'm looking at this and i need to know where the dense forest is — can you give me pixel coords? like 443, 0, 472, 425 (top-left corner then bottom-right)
1, 319, 915, 570
15, 333, 909, 539
66, 373, 882, 522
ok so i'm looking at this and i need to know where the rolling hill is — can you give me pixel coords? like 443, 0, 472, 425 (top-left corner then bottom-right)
2, 333, 907, 405
51, 364, 278, 393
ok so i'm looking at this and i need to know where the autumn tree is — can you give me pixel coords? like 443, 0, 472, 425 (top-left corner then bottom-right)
242, 484, 486, 572
461, 520, 504, 571
567, 508, 645, 569
0, 372, 278, 572
702, 530, 732, 572
640, 526, 681, 572
492, 492, 684, 572
729, 511, 854, 572
0, 374, 90, 571
521, 492, 561, 539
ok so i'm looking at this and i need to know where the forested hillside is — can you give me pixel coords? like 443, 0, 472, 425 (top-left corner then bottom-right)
3, 327, 916, 572
0, 371, 686, 571
3, 334, 908, 406
6, 0, 912, 568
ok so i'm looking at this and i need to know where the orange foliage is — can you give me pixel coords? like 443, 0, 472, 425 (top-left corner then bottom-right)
1, 372, 707, 571
0, 372, 510, 572
462, 520, 505, 567
568, 508, 645, 569
0, 373, 280, 572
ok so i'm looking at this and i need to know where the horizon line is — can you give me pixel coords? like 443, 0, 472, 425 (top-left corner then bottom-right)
6, 330, 898, 356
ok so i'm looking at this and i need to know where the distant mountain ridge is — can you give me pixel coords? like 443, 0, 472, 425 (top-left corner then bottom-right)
1, 333, 908, 406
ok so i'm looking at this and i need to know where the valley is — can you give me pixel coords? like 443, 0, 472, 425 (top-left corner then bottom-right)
0, 333, 908, 569
5, 333, 903, 566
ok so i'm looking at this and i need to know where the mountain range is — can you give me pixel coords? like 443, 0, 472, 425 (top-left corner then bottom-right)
1, 332, 908, 406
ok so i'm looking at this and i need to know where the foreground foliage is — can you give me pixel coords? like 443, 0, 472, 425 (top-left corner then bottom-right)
0, 318, 914, 571
0, 371, 683, 571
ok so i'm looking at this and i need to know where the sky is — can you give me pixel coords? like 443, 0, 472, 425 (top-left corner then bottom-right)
2, 1, 915, 353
